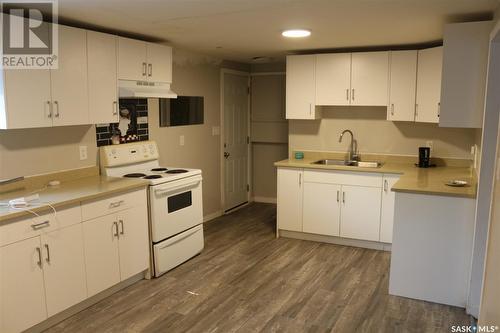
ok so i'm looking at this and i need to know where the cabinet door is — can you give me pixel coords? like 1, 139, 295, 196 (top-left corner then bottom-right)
3, 69, 52, 128
146, 43, 172, 83
388, 51, 417, 121
0, 237, 47, 332
83, 214, 120, 297
351, 51, 389, 106
41, 224, 87, 317
303, 182, 341, 236
277, 168, 303, 232
117, 205, 150, 280
286, 55, 318, 119
315, 53, 351, 106
415, 46, 443, 123
87, 31, 119, 124
340, 185, 382, 241
380, 175, 400, 243
118, 37, 147, 81
51, 25, 89, 126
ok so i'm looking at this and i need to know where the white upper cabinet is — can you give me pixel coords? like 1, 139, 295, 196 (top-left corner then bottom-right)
118, 37, 173, 83
350, 51, 389, 106
440, 21, 493, 128
146, 42, 173, 83
51, 25, 89, 126
388, 50, 418, 121
315, 53, 351, 106
87, 31, 119, 124
415, 46, 443, 123
286, 55, 319, 120
118, 37, 148, 81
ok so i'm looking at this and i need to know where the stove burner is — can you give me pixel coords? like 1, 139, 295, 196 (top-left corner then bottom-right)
166, 169, 189, 174
124, 173, 147, 178
143, 175, 163, 179
151, 168, 168, 172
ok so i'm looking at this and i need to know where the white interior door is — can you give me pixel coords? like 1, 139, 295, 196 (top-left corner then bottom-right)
223, 71, 249, 212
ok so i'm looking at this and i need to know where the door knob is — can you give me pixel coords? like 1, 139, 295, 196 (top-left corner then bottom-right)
224, 152, 230, 159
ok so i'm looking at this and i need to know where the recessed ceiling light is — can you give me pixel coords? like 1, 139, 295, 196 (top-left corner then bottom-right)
282, 29, 311, 38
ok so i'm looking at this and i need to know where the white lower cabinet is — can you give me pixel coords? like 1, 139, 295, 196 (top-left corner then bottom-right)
0, 237, 47, 333
278, 167, 398, 245
41, 224, 87, 317
303, 182, 341, 236
339, 185, 382, 241
277, 168, 303, 232
380, 175, 400, 243
83, 205, 149, 297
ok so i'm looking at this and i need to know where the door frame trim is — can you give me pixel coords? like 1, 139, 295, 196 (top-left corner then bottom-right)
220, 68, 251, 213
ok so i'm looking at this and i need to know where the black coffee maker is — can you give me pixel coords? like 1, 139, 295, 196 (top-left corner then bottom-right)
418, 147, 431, 168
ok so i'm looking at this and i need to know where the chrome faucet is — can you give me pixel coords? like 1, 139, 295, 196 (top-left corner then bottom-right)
339, 129, 359, 161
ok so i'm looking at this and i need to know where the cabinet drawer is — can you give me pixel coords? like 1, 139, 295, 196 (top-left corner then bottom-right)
304, 170, 383, 187
0, 205, 81, 247
81, 189, 146, 221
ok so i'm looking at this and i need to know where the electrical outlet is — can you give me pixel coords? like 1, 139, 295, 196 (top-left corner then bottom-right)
426, 141, 433, 152
79, 146, 88, 160
179, 135, 185, 146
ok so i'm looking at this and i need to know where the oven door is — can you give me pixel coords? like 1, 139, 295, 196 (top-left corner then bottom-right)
150, 175, 203, 243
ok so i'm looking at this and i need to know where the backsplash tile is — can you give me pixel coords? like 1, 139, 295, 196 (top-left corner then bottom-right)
95, 98, 150, 147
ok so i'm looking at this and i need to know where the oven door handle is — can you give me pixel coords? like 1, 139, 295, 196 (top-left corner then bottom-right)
154, 180, 201, 196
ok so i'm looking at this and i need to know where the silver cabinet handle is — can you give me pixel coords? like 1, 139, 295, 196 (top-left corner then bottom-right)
299, 173, 302, 186
113, 221, 119, 238
437, 102, 441, 118
342, 191, 346, 203
351, 89, 355, 101
309, 103, 312, 115
44, 244, 50, 263
384, 179, 388, 192
31, 220, 50, 229
148, 63, 152, 77
46, 101, 52, 118
142, 62, 147, 76
337, 190, 340, 202
415, 104, 418, 118
346, 89, 349, 101
53, 101, 60, 118
113, 101, 118, 116
109, 200, 124, 208
36, 247, 42, 267
119, 219, 124, 235
391, 103, 395, 116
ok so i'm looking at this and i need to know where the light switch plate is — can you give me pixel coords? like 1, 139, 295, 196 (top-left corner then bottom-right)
212, 126, 220, 136
180, 135, 185, 146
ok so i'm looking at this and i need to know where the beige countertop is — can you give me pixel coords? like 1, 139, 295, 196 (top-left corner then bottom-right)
274, 153, 477, 199
0, 175, 149, 222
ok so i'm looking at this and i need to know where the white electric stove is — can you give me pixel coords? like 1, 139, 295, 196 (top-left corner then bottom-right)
100, 141, 204, 277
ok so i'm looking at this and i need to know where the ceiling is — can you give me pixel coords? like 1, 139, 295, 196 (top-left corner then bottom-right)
58, 0, 500, 63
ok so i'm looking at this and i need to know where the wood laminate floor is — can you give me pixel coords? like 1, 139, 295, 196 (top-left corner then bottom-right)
46, 203, 469, 333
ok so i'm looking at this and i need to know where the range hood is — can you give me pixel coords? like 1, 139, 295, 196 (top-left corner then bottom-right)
118, 80, 177, 99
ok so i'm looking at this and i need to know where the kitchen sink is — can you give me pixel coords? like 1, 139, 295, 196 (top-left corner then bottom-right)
312, 159, 383, 168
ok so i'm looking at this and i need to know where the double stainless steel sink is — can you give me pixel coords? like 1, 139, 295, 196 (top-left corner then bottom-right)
312, 159, 383, 168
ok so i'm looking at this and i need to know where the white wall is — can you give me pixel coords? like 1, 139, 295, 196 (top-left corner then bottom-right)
0, 125, 97, 180
290, 107, 476, 158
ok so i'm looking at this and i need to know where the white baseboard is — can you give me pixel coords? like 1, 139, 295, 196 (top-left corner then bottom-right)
253, 196, 277, 204
203, 210, 222, 223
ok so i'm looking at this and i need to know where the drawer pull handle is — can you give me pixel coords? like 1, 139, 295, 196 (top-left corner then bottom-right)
337, 190, 340, 202
119, 219, 124, 235
36, 247, 42, 267
44, 244, 51, 263
342, 192, 346, 203
109, 200, 125, 208
384, 179, 388, 192
31, 220, 50, 229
